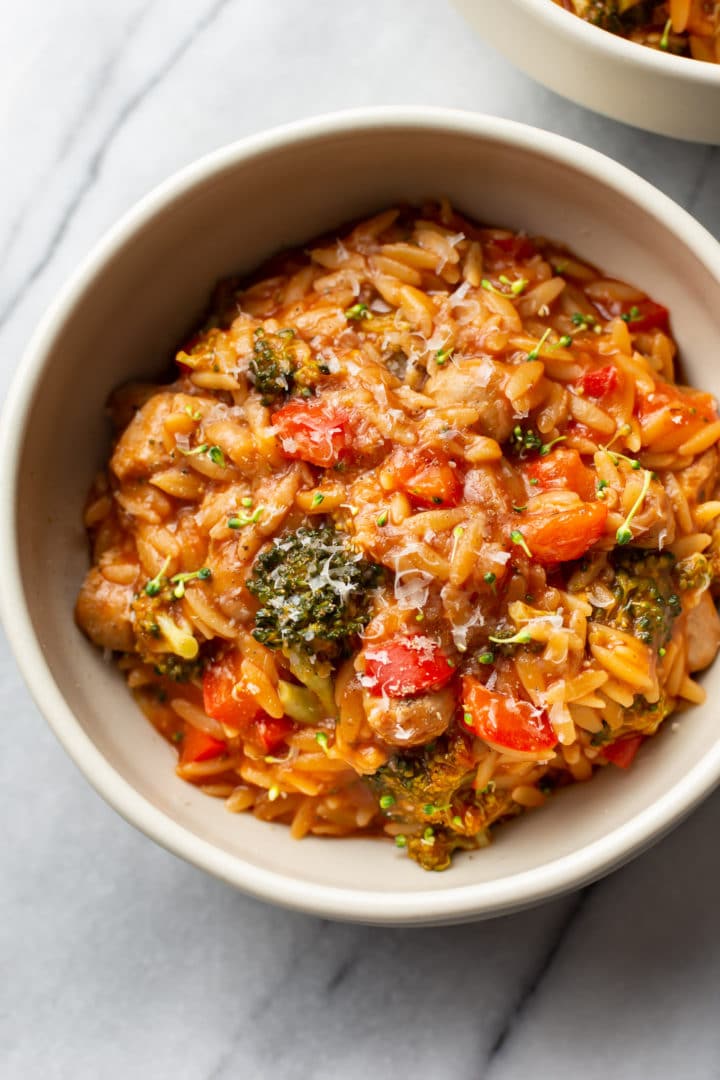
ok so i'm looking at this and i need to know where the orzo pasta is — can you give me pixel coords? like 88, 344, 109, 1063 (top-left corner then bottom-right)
554, 0, 720, 63
76, 201, 720, 871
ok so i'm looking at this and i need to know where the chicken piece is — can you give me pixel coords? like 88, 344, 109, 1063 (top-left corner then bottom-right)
463, 464, 514, 518
685, 590, 720, 672
363, 686, 455, 747
75, 567, 135, 651
426, 358, 515, 443
110, 393, 176, 482
629, 478, 676, 549
111, 390, 210, 483
679, 448, 719, 506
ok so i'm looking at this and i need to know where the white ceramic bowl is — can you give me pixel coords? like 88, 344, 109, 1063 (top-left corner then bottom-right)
3, 108, 720, 925
453, 0, 720, 143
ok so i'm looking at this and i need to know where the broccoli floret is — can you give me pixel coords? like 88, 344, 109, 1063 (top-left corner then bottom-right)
591, 722, 612, 746
369, 732, 517, 870
587, 1, 624, 31
600, 550, 681, 651
370, 733, 477, 815
675, 552, 712, 593
626, 692, 672, 737
246, 524, 383, 658
248, 327, 329, 405
405, 828, 480, 872
596, 693, 671, 749
132, 586, 201, 666
574, 0, 628, 32
152, 654, 205, 682
249, 328, 297, 404
575, 0, 658, 34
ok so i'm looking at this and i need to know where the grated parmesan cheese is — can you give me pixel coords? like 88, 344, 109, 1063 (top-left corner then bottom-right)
393, 566, 433, 611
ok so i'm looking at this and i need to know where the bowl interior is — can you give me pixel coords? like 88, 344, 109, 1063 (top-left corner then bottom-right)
12, 119, 720, 919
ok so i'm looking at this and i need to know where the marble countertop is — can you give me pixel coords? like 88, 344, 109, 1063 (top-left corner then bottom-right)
2, 2, 720, 1077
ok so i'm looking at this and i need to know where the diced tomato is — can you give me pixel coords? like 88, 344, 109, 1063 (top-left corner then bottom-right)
203, 651, 261, 731
577, 365, 619, 399
391, 450, 463, 509
524, 448, 595, 501
272, 399, 351, 468
622, 299, 669, 334
603, 735, 644, 770
592, 293, 669, 334
203, 652, 294, 752
485, 234, 537, 265
180, 726, 227, 765
636, 381, 717, 425
516, 501, 609, 565
253, 714, 294, 753
363, 636, 456, 698
461, 676, 556, 755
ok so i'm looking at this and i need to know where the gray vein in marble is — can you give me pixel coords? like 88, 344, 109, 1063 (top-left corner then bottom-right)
324, 953, 358, 994
486, 886, 591, 1069
205, 920, 327, 1080
0, 0, 233, 333
687, 145, 719, 213
0, 3, 151, 271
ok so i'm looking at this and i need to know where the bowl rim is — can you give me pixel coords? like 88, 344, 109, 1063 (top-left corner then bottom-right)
518, 0, 720, 84
4, 105, 720, 923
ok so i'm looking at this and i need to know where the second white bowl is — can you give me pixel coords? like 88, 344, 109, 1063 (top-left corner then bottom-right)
453, 0, 720, 143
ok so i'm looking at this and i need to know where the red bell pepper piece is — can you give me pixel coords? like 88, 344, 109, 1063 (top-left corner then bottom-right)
363, 636, 456, 698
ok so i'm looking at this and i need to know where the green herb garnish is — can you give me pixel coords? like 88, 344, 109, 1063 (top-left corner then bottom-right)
571, 312, 596, 328
177, 443, 209, 457
228, 507, 264, 528
510, 529, 532, 558
526, 328, 551, 362
315, 731, 329, 754
144, 557, 171, 597
499, 274, 528, 295
616, 470, 652, 546
345, 302, 370, 321
482, 276, 528, 298
488, 627, 532, 646
659, 17, 672, 49
539, 435, 567, 457
170, 567, 211, 599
